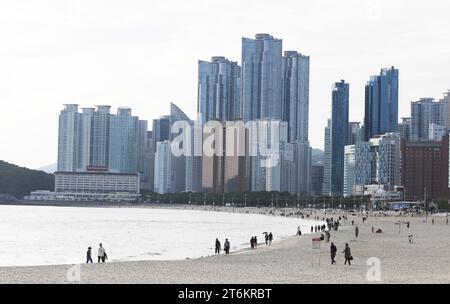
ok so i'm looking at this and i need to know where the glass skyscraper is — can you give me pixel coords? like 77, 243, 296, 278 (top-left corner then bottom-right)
241, 33, 283, 122
282, 51, 310, 143
330, 80, 349, 196
197, 56, 241, 123
364, 67, 399, 141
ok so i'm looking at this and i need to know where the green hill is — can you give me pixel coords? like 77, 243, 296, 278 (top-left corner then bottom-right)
0, 161, 54, 199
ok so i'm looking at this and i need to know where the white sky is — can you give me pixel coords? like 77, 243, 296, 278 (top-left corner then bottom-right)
0, 0, 449, 169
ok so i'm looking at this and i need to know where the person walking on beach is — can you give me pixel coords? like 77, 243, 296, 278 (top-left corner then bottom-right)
311, 226, 314, 233
343, 243, 353, 265
268, 233, 273, 246
265, 233, 269, 245
330, 242, 337, 265
224, 239, 230, 255
86, 247, 93, 263
371, 226, 374, 233
254, 236, 258, 248
98, 243, 106, 263
355, 226, 359, 238
432, 218, 435, 225
215, 238, 221, 255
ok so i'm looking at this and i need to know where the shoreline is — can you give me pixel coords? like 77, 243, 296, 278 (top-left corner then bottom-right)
1, 206, 449, 283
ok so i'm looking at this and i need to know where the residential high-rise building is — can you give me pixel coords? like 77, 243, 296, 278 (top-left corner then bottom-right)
108, 107, 139, 173
440, 90, 450, 129
311, 165, 324, 197
241, 33, 283, 122
322, 119, 332, 196
57, 104, 81, 172
343, 145, 356, 198
347, 122, 364, 145
410, 98, 445, 141
198, 57, 241, 123
154, 141, 173, 194
429, 123, 447, 141
91, 105, 111, 168
282, 51, 310, 142
296, 141, 312, 196
250, 120, 287, 192
398, 117, 411, 141
402, 136, 449, 201
329, 80, 349, 197
79, 107, 94, 172
364, 67, 399, 141
152, 115, 171, 151
345, 133, 402, 196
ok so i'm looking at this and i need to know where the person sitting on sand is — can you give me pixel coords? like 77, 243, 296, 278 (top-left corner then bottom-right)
376, 229, 382, 234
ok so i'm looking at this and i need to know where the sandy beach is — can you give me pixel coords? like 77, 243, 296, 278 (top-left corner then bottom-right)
0, 206, 449, 284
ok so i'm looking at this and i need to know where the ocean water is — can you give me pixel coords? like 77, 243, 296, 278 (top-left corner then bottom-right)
0, 205, 322, 267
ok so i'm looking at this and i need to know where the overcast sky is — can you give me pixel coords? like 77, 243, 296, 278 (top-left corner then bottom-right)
0, 0, 449, 169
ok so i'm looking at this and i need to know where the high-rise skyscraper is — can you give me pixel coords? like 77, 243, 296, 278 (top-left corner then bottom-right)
410, 98, 445, 141
154, 141, 173, 194
364, 67, 399, 141
398, 117, 411, 142
91, 105, 111, 168
241, 33, 283, 122
108, 107, 139, 173
79, 107, 94, 172
322, 119, 332, 196
282, 51, 310, 143
57, 104, 81, 172
198, 57, 241, 122
330, 80, 349, 196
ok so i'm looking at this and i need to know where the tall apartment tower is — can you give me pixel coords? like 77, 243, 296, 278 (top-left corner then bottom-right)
364, 67, 399, 141
330, 80, 349, 197
108, 107, 139, 173
241, 33, 283, 122
282, 51, 310, 143
198, 57, 241, 123
154, 141, 173, 194
322, 119, 332, 196
90, 105, 111, 168
410, 98, 445, 141
79, 107, 94, 171
57, 104, 81, 172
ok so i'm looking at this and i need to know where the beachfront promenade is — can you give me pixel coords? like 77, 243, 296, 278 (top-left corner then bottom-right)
1, 208, 449, 284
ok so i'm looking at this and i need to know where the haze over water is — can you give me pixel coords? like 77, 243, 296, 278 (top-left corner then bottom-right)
0, 205, 321, 267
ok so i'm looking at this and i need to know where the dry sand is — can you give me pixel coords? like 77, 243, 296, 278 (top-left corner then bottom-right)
0, 207, 449, 284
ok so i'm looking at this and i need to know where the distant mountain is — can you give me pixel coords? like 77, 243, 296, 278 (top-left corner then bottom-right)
37, 163, 57, 174
0, 161, 54, 199
312, 148, 324, 165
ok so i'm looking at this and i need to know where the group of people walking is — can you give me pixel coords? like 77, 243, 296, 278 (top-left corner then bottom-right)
264, 233, 273, 246
330, 242, 353, 265
86, 243, 108, 263
215, 238, 231, 255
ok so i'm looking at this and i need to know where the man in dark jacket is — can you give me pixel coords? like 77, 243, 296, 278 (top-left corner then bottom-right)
330, 243, 337, 264
86, 247, 93, 263
343, 243, 352, 265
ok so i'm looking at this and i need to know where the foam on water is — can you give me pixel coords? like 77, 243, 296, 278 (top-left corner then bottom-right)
0, 205, 323, 266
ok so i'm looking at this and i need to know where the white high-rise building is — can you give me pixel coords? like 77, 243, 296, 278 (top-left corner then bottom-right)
57, 104, 81, 172
79, 108, 94, 172
429, 123, 447, 141
343, 145, 356, 198
154, 141, 173, 194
